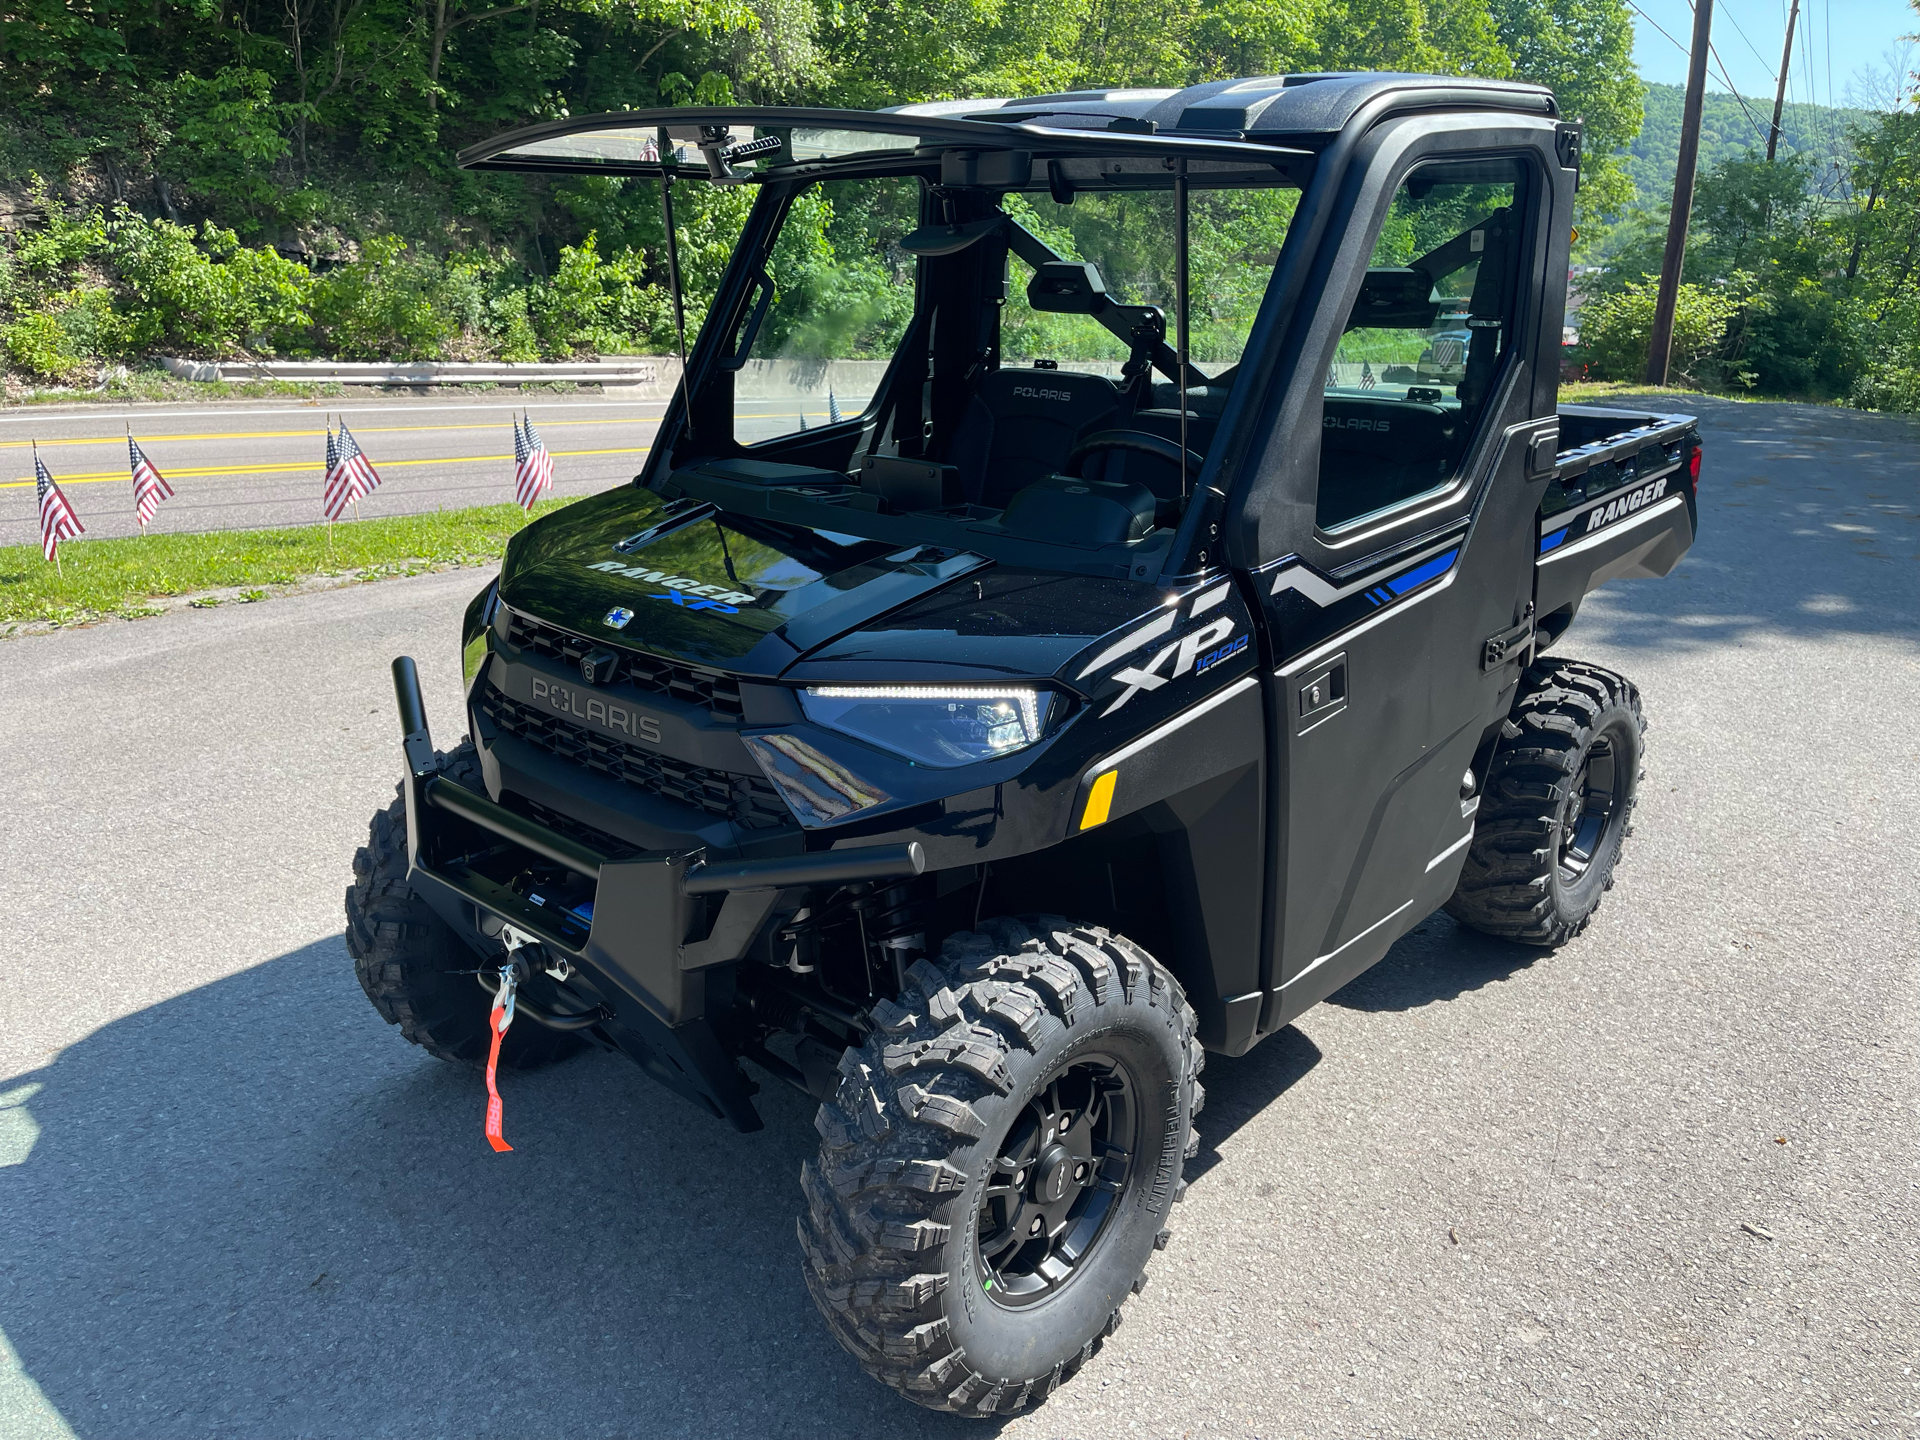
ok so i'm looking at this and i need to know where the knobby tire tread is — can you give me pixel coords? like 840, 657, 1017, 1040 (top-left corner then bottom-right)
1446, 657, 1645, 946
798, 916, 1202, 1417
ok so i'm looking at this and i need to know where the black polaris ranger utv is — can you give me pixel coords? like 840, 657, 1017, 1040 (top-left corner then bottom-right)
347, 72, 1700, 1416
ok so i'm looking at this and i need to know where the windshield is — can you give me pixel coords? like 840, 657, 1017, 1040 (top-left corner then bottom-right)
1001, 188, 1297, 372
728, 167, 1300, 446
734, 177, 921, 444
656, 152, 1303, 573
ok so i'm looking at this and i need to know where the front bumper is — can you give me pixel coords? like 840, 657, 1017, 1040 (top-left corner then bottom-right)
390, 656, 923, 1129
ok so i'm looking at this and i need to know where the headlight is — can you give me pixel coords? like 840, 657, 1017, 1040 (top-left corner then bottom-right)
799, 685, 1056, 768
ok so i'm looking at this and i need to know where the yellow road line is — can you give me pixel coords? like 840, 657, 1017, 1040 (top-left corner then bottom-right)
1, 446, 650, 488
2, 417, 661, 449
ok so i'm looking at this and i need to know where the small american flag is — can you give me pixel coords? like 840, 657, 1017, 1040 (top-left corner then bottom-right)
828, 389, 842, 424
338, 422, 382, 499
1360, 361, 1377, 390
36, 451, 84, 564
322, 422, 350, 520
322, 420, 383, 520
129, 433, 174, 527
513, 413, 554, 510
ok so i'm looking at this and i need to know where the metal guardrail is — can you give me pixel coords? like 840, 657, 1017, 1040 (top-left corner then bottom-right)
160, 356, 679, 388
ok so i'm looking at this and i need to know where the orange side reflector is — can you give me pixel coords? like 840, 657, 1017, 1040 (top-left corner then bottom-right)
1080, 770, 1117, 830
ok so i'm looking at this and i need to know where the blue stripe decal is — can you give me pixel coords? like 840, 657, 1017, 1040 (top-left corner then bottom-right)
1539, 527, 1568, 554
1383, 547, 1459, 598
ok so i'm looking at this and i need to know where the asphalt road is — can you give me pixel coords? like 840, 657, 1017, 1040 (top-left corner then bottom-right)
1, 395, 1916, 1439
0, 392, 667, 546
0, 388, 874, 547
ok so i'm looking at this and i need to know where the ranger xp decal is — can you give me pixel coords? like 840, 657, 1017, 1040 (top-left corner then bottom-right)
584, 560, 756, 611
1538, 472, 1676, 555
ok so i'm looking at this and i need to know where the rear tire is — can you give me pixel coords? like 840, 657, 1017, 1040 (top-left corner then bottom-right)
1446, 658, 1645, 946
345, 740, 584, 1069
799, 917, 1202, 1417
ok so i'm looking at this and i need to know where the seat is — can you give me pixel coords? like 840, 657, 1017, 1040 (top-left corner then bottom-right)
1317, 397, 1460, 528
944, 368, 1126, 507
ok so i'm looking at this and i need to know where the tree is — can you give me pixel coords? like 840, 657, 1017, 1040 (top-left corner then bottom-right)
1491, 0, 1641, 239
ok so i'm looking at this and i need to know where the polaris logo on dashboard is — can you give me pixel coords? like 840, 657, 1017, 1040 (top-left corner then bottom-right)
1584, 476, 1669, 533
531, 677, 663, 744
1012, 386, 1072, 402
586, 560, 756, 608
1325, 415, 1390, 433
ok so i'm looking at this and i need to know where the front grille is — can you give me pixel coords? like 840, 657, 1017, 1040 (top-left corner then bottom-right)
507, 794, 639, 858
506, 611, 744, 719
481, 686, 791, 830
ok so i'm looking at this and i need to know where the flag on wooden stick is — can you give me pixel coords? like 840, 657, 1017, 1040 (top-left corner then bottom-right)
338, 421, 382, 512
35, 446, 84, 571
322, 420, 352, 520
128, 431, 174, 529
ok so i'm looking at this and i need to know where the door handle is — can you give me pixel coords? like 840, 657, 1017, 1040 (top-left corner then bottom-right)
1525, 428, 1559, 479
1297, 654, 1347, 732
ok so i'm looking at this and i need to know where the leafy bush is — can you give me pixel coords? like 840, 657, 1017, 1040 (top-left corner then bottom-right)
311, 237, 471, 361
1851, 298, 1920, 412
106, 213, 314, 356
1576, 278, 1743, 386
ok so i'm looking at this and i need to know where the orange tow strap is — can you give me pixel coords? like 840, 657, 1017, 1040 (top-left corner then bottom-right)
483, 968, 516, 1152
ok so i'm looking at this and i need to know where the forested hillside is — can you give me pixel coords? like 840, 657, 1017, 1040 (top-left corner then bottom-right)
2, 0, 1917, 410
1623, 82, 1871, 207
0, 0, 1640, 381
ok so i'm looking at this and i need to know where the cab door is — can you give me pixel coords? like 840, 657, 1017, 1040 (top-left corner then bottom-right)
1239, 129, 1571, 1032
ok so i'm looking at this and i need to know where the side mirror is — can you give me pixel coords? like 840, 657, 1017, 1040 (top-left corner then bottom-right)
1027, 261, 1109, 315
1345, 268, 1440, 331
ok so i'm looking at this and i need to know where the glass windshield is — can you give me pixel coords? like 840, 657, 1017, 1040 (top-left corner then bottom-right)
1001, 187, 1298, 373
733, 177, 921, 444
491, 124, 928, 173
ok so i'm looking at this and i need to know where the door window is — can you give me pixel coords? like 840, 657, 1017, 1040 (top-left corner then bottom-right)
1315, 157, 1528, 530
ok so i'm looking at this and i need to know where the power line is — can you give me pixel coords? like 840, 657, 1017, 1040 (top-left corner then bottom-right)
1625, 0, 1770, 149
1717, 3, 1778, 74
1625, 0, 1691, 60
1708, 45, 1773, 145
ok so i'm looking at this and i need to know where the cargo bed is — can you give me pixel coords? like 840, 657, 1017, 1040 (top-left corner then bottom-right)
1534, 405, 1700, 640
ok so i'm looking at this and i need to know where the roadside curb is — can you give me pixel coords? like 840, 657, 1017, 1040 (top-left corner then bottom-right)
0, 558, 499, 640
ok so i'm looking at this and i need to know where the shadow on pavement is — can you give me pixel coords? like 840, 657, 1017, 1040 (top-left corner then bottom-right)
1568, 395, 1920, 656
1324, 911, 1549, 1014
0, 938, 996, 1440
1185, 1026, 1322, 1184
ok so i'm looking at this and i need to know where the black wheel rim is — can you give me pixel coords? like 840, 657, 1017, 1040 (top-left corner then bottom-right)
973, 1053, 1137, 1308
1557, 731, 1622, 884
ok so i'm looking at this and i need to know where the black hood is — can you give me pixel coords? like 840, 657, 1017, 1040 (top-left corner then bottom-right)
499, 487, 1004, 677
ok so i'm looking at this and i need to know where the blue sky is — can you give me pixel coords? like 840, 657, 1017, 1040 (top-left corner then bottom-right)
1629, 0, 1918, 106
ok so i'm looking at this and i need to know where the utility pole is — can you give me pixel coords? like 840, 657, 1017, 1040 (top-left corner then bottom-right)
1767, 0, 1801, 162
1646, 0, 1715, 385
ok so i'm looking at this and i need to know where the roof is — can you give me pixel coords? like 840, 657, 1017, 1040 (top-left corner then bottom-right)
457, 72, 1558, 175
894, 72, 1557, 139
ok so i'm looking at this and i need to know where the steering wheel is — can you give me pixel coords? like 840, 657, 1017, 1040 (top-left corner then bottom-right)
1065, 429, 1204, 482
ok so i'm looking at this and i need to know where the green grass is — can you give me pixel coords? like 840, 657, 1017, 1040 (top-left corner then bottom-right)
0, 497, 576, 628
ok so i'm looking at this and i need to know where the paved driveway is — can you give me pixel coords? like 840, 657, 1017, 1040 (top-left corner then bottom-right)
1, 396, 1915, 1438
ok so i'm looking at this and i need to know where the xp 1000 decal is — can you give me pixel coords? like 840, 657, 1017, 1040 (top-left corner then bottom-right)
1075, 581, 1255, 717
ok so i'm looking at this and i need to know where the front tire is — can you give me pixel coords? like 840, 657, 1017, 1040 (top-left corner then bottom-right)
1446, 658, 1645, 946
799, 917, 1202, 1416
345, 740, 584, 1069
